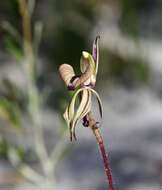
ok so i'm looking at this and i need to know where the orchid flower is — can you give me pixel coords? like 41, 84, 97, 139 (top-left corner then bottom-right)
59, 36, 103, 141
59, 36, 115, 190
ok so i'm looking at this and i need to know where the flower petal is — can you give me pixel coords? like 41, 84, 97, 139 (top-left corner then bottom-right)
63, 88, 91, 140
92, 36, 100, 75
59, 64, 76, 87
89, 88, 103, 122
63, 88, 83, 126
71, 88, 91, 140
79, 51, 96, 86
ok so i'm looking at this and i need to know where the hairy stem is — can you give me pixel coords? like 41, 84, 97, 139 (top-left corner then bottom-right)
88, 112, 115, 190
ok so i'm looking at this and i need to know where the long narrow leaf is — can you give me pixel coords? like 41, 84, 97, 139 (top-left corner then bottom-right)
0, 98, 22, 132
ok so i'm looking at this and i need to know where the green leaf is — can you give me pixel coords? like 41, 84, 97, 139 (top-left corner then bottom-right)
3, 79, 20, 100
0, 138, 8, 158
4, 36, 23, 61
1, 21, 22, 45
0, 98, 22, 132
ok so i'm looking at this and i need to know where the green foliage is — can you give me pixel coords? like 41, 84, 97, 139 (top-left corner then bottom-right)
0, 138, 8, 158
3, 78, 27, 107
0, 140, 30, 161
8, 146, 33, 165
0, 97, 22, 131
13, 146, 30, 162
1, 21, 22, 45
4, 36, 23, 60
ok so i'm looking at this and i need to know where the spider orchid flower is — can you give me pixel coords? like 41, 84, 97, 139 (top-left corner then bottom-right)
59, 36, 103, 141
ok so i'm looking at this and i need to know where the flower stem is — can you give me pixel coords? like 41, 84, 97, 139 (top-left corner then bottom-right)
88, 112, 115, 190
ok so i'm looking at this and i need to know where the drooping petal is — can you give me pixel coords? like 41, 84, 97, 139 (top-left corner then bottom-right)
64, 88, 91, 140
71, 88, 91, 140
92, 36, 100, 75
63, 88, 83, 126
63, 88, 92, 140
89, 88, 103, 123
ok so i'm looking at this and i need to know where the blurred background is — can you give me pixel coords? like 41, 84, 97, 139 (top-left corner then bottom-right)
0, 0, 162, 190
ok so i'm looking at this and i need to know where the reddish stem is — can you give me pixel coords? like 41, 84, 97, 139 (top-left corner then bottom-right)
98, 135, 115, 190
88, 113, 115, 190
93, 128, 115, 190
